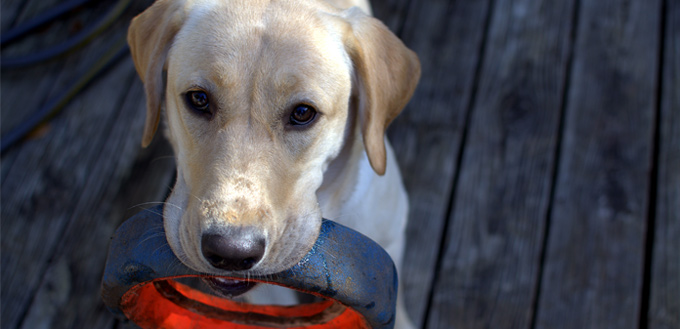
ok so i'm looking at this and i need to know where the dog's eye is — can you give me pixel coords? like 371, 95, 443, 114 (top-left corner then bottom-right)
289, 105, 317, 126
185, 90, 211, 116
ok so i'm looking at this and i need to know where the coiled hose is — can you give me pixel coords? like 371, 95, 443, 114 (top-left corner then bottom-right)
1, 0, 136, 154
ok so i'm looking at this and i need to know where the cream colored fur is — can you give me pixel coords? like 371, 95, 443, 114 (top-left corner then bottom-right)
128, 0, 419, 327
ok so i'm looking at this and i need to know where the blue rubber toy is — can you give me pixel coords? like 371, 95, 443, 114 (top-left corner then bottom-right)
101, 205, 397, 328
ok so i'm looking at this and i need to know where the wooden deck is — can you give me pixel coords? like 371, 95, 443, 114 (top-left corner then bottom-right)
1, 0, 678, 328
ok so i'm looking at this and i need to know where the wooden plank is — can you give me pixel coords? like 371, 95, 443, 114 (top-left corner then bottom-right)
383, 0, 491, 326
648, 0, 680, 328
425, 0, 576, 328
0, 44, 140, 328
534, 1, 661, 328
17, 70, 177, 329
371, 0, 412, 34
387, 126, 460, 326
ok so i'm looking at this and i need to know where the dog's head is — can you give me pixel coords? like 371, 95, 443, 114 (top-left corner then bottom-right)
128, 0, 419, 278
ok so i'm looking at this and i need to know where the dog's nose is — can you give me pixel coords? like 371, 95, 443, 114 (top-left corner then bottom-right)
201, 229, 266, 271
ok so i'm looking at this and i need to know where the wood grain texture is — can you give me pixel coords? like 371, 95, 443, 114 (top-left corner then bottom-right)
16, 71, 176, 329
648, 1, 680, 328
0, 4, 173, 326
370, 0, 412, 33
384, 0, 491, 326
534, 1, 661, 328
426, 0, 576, 328
0, 58, 136, 329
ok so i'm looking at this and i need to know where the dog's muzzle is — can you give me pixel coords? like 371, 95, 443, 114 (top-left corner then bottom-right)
101, 205, 398, 329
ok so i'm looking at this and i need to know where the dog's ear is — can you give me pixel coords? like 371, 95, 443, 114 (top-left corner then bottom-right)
128, 0, 187, 147
341, 7, 420, 175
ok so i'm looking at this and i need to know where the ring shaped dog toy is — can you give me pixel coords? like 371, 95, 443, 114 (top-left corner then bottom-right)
101, 205, 397, 328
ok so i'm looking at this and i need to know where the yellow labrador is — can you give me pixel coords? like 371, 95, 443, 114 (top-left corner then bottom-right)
128, 0, 419, 327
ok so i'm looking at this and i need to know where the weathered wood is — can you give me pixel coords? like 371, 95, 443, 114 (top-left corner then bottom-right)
425, 0, 576, 328
0, 0, 169, 316
370, 0, 412, 34
0, 55, 135, 329
534, 1, 661, 328
387, 126, 460, 326
1, 6, 176, 327
16, 67, 176, 329
383, 0, 491, 326
648, 1, 680, 328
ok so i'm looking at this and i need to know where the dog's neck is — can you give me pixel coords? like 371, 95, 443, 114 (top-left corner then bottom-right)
316, 104, 366, 220
315, 114, 407, 257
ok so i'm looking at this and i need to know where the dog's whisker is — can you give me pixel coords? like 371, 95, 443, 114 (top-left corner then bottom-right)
128, 201, 168, 210
135, 233, 166, 249
140, 231, 166, 241
136, 207, 165, 217
189, 193, 204, 204
165, 254, 188, 274
164, 259, 184, 275
161, 201, 184, 211
151, 241, 171, 257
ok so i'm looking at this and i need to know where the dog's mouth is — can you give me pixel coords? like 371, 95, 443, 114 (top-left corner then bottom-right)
203, 277, 258, 298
